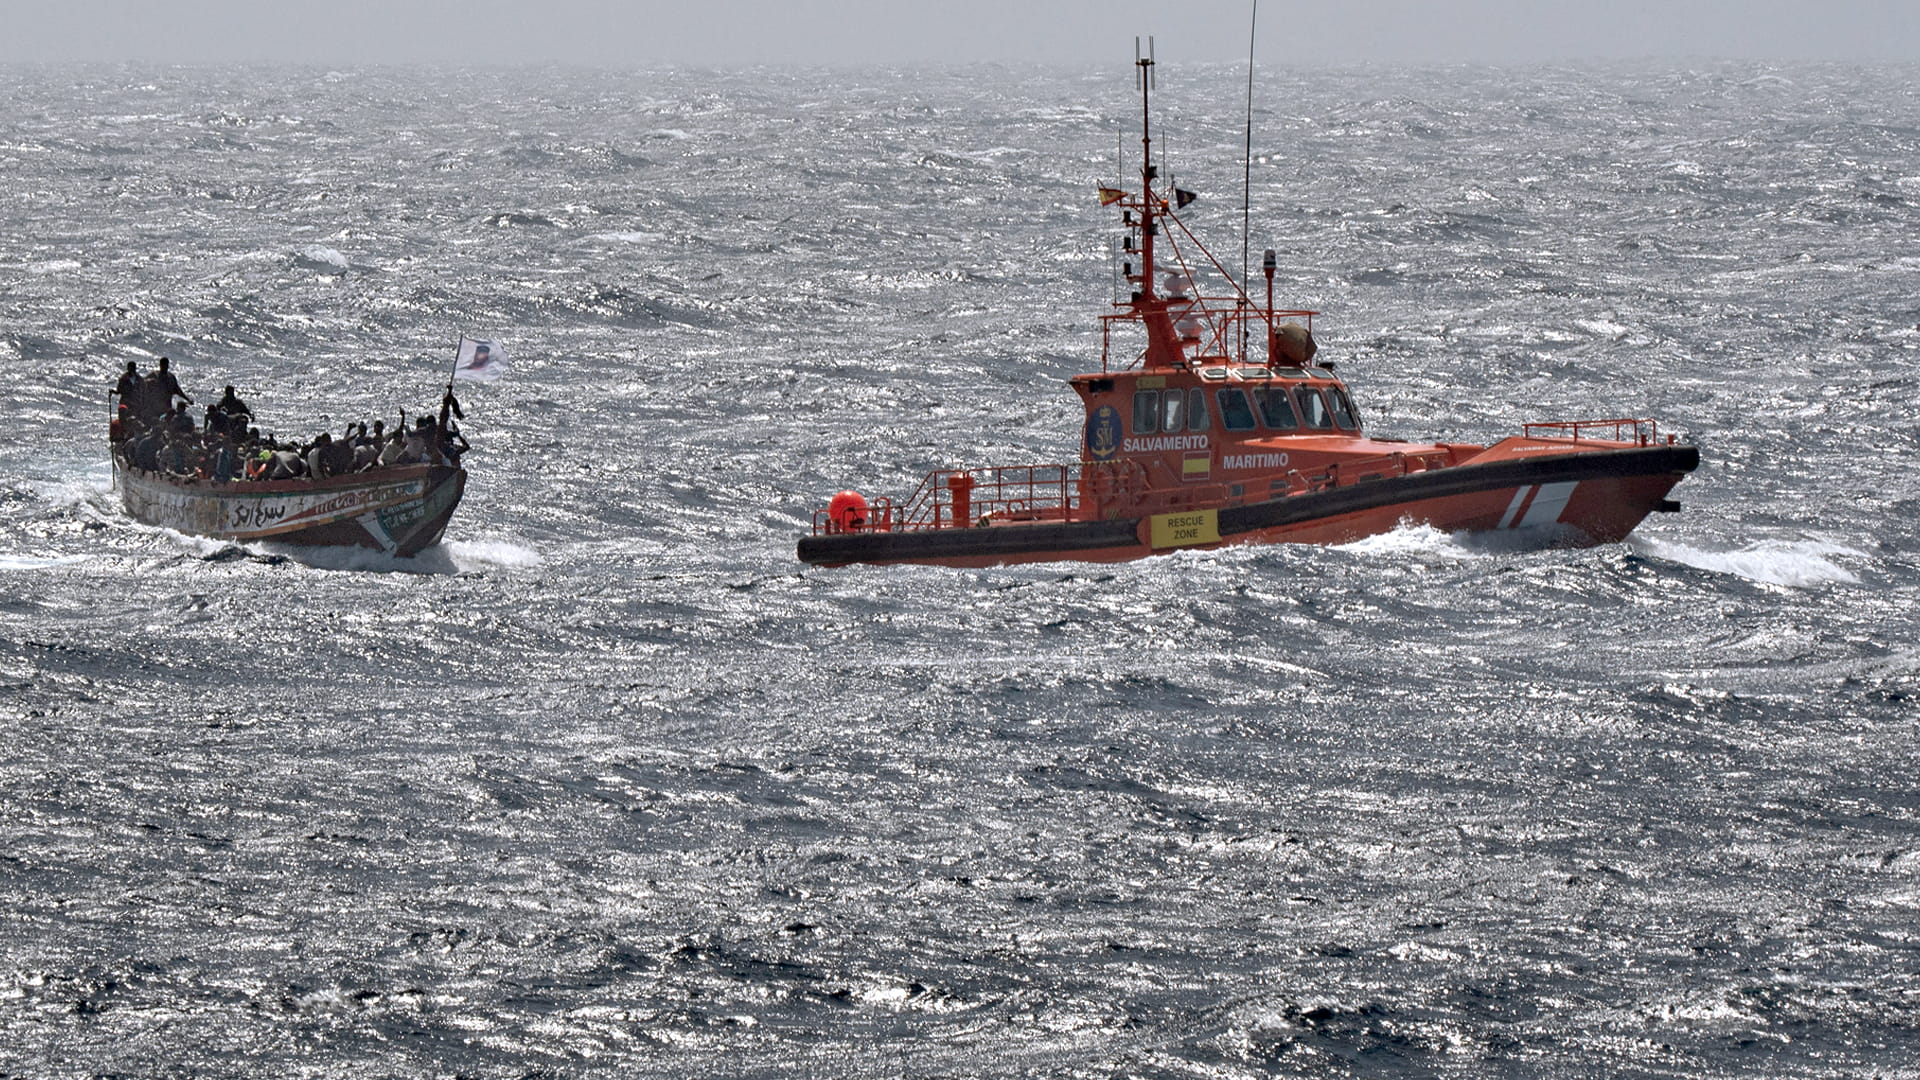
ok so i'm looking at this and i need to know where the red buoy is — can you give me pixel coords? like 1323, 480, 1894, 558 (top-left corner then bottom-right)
828, 490, 869, 533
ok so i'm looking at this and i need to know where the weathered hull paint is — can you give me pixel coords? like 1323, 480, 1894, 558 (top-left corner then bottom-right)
114, 463, 466, 557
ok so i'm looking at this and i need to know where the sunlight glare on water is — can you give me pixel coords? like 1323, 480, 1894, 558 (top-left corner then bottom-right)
0, 58, 1917, 1078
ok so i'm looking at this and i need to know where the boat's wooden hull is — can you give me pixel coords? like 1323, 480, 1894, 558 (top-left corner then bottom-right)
797, 444, 1697, 568
114, 462, 466, 557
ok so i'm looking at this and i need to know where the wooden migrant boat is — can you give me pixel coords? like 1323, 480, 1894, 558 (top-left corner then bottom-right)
111, 457, 465, 557
109, 380, 467, 556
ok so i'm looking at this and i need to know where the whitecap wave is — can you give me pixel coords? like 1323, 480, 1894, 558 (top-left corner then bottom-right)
1574, 317, 1633, 339
0, 554, 88, 571
585, 231, 662, 244
1634, 536, 1863, 586
443, 539, 543, 572
298, 244, 349, 269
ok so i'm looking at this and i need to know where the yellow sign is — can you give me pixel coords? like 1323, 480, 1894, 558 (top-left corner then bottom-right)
1136, 375, 1167, 389
1148, 508, 1220, 548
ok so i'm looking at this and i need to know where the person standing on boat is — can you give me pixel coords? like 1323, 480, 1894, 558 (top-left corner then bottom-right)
148, 356, 192, 416
130, 356, 188, 424
131, 366, 165, 423
112, 362, 141, 421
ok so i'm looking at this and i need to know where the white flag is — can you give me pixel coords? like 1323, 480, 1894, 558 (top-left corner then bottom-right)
453, 337, 508, 383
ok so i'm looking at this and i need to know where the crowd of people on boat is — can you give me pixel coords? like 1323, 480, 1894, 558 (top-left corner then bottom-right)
110, 357, 470, 484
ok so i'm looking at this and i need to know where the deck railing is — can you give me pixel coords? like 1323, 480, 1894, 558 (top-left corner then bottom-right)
812, 463, 1094, 535
1522, 418, 1668, 445
901, 464, 1077, 530
1100, 304, 1320, 370
808, 451, 1450, 536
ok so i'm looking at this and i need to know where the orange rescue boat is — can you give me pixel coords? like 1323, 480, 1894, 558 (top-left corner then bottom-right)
799, 52, 1697, 569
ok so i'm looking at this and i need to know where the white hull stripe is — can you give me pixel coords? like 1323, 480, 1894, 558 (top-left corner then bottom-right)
1500, 481, 1579, 529
1498, 486, 1530, 529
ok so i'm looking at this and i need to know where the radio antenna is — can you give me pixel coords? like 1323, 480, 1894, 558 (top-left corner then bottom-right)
1241, 0, 1259, 362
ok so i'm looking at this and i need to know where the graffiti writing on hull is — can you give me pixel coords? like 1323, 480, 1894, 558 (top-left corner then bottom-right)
117, 469, 426, 539
228, 502, 288, 529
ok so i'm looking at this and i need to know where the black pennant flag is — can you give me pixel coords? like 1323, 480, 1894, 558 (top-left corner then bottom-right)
1174, 188, 1199, 209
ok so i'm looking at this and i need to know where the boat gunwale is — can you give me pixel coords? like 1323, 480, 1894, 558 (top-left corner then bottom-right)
112, 459, 448, 499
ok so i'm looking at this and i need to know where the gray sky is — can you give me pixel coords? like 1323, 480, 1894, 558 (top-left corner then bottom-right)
2, 0, 1914, 65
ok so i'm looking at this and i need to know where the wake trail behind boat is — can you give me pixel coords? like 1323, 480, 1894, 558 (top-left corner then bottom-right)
1633, 535, 1865, 587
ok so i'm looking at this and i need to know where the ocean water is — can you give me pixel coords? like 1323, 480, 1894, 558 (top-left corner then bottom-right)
1, 59, 1917, 1078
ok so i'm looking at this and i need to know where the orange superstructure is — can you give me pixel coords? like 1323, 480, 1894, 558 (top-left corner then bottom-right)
798, 49, 1697, 569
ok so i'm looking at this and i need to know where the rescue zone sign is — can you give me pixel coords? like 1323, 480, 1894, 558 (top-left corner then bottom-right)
1147, 509, 1220, 549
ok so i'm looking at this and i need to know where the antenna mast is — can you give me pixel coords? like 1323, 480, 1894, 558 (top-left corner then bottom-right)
1241, 0, 1259, 362
1136, 36, 1157, 300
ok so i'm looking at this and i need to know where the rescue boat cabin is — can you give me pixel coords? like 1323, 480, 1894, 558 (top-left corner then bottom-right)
1063, 44, 1468, 518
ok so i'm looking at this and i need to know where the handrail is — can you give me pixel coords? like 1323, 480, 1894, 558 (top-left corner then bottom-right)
1522, 418, 1665, 446
811, 463, 1086, 535
1100, 303, 1318, 371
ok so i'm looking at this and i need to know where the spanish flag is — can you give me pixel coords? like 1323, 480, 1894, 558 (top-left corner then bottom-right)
1098, 187, 1128, 206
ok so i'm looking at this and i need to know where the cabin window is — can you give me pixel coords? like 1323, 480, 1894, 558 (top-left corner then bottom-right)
1328, 386, 1360, 430
1186, 387, 1209, 431
1296, 386, 1336, 429
1161, 389, 1186, 433
1254, 387, 1298, 430
1132, 390, 1159, 435
1216, 388, 1257, 431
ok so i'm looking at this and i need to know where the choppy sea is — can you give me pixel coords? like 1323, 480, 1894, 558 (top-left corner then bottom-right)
1, 58, 1917, 1078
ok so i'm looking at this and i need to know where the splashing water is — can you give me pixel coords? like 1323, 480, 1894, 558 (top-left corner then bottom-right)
1634, 535, 1866, 587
